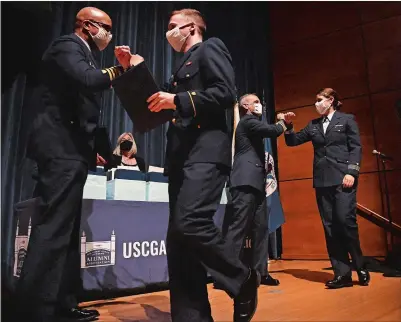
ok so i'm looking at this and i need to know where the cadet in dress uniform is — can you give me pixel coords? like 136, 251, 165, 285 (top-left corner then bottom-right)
223, 94, 288, 286
284, 88, 370, 289
16, 7, 143, 322
147, 9, 259, 322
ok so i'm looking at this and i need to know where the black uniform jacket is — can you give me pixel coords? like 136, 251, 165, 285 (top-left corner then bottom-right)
230, 114, 285, 192
285, 111, 362, 188
27, 33, 121, 168
164, 37, 236, 174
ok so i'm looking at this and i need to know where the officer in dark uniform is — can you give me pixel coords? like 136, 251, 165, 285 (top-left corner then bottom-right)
147, 9, 259, 322
284, 88, 370, 289
16, 7, 143, 322
224, 93, 287, 286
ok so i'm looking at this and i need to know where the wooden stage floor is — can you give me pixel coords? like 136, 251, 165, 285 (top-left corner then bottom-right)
81, 260, 401, 322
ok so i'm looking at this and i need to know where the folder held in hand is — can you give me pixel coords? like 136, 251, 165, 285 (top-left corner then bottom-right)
112, 62, 173, 133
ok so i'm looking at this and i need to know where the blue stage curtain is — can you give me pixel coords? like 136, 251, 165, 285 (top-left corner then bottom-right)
1, 1, 278, 288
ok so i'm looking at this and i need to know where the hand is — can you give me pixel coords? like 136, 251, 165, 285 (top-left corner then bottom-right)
114, 46, 132, 70
130, 54, 144, 67
277, 113, 285, 120
342, 174, 355, 188
283, 112, 296, 123
96, 153, 107, 166
147, 91, 176, 112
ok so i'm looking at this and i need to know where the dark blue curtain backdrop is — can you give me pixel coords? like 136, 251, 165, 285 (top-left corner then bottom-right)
1, 1, 277, 282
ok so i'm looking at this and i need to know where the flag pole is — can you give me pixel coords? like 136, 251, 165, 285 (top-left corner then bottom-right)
232, 90, 240, 165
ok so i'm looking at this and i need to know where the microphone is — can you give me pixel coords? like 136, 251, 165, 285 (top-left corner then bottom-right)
372, 149, 393, 161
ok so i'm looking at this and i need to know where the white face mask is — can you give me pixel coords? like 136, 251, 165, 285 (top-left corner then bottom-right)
88, 22, 112, 51
253, 103, 263, 116
315, 99, 331, 115
166, 24, 192, 52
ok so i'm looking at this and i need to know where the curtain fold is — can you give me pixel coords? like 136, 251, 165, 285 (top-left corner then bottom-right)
1, 1, 277, 286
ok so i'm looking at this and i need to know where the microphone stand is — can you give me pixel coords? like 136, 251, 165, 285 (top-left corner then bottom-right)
376, 154, 401, 277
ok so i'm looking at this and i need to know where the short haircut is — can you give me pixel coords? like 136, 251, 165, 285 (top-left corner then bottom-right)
170, 9, 206, 35
239, 93, 258, 107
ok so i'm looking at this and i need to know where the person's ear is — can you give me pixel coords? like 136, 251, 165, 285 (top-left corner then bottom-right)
190, 23, 196, 35
82, 20, 91, 32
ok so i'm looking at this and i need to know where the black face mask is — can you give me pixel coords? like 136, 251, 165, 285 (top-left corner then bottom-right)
120, 140, 133, 152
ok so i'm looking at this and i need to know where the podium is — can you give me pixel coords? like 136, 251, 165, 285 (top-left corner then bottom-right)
146, 172, 169, 202
84, 165, 229, 205
83, 167, 107, 200
106, 168, 147, 201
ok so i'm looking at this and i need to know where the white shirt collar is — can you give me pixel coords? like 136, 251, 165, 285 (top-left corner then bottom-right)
324, 110, 336, 122
75, 33, 91, 52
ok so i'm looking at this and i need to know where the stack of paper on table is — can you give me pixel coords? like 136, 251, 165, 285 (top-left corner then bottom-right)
106, 168, 147, 201
83, 167, 107, 200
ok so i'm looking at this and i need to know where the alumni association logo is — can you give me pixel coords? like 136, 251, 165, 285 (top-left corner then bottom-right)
80, 231, 116, 268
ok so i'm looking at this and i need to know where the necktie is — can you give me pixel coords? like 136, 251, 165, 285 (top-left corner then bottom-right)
323, 116, 330, 134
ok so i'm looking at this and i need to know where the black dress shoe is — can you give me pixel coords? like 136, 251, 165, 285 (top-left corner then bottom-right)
325, 275, 353, 289
234, 269, 261, 322
357, 269, 370, 286
57, 308, 99, 321
260, 274, 280, 286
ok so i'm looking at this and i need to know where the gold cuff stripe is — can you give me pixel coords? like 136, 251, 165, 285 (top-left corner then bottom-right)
101, 68, 112, 80
112, 66, 123, 77
187, 91, 197, 117
102, 66, 122, 81
113, 66, 123, 77
111, 67, 117, 79
107, 68, 114, 79
107, 69, 114, 80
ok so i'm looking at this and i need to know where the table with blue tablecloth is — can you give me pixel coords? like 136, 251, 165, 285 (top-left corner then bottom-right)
12, 198, 226, 292
78, 199, 226, 292
11, 166, 282, 293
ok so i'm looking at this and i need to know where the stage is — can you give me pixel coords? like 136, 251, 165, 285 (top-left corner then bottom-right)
80, 260, 401, 321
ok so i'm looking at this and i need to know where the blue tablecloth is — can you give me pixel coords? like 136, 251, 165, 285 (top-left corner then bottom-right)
11, 199, 226, 292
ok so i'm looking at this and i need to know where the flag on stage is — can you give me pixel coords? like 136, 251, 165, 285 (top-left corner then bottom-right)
261, 91, 285, 233
264, 138, 285, 233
